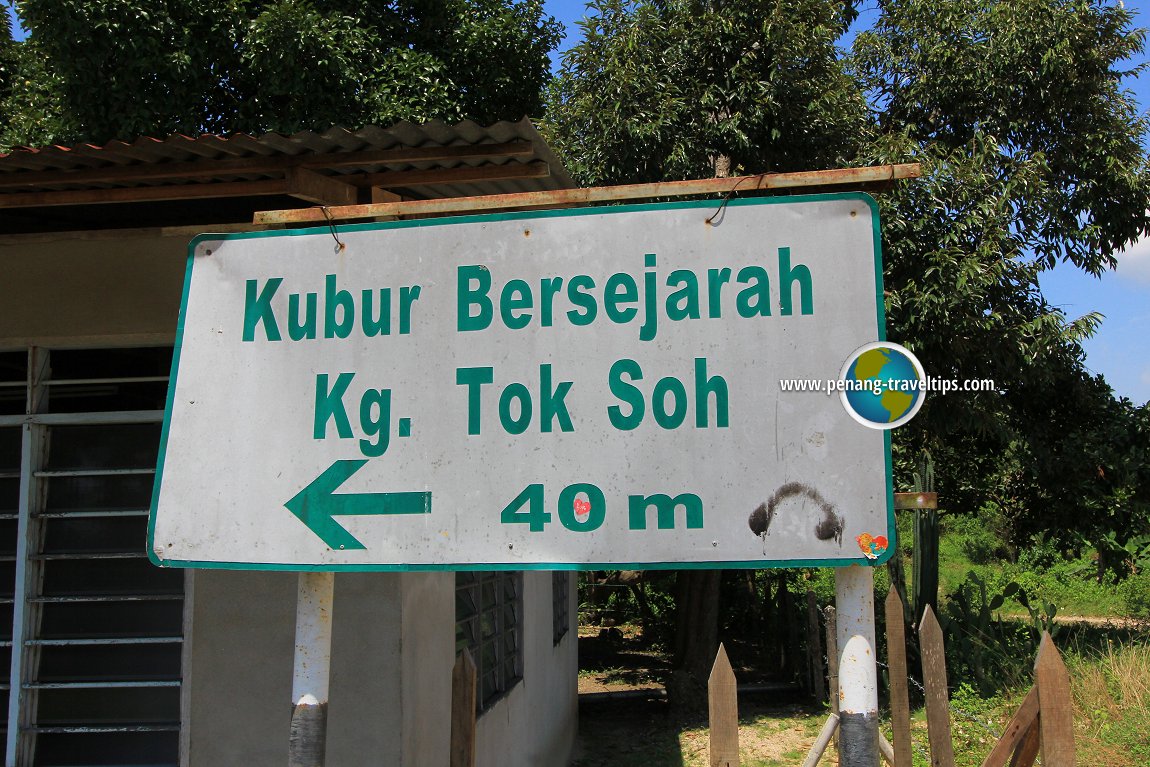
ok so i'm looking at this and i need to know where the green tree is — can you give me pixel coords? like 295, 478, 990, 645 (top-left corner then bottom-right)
852, 0, 1150, 558
546, 0, 1150, 695
545, 0, 866, 183
546, 0, 873, 700
3, 0, 560, 147
0, 5, 73, 148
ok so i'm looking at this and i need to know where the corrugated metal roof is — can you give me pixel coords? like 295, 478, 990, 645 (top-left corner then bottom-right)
0, 118, 576, 197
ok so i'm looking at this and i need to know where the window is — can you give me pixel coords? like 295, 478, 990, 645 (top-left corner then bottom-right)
552, 571, 570, 645
0, 347, 181, 766
455, 571, 522, 711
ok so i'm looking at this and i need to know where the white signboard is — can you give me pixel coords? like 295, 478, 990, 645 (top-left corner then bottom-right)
148, 195, 893, 571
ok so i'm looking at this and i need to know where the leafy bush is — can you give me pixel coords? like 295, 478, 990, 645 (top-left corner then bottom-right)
959, 502, 1015, 564
1121, 571, 1150, 619
1000, 545, 1124, 617
954, 525, 1010, 565
1017, 534, 1062, 571
940, 573, 1057, 695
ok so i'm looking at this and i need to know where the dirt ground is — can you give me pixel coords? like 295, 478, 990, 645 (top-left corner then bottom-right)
573, 626, 828, 767
572, 697, 832, 767
577, 625, 669, 695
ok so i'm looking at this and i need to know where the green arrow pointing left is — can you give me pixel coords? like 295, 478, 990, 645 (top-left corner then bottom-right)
285, 459, 431, 550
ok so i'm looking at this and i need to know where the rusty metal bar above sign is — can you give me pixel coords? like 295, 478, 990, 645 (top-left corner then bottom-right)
253, 163, 922, 225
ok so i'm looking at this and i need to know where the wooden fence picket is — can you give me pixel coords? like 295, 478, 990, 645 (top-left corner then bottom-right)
919, 605, 955, 767
806, 590, 826, 703
977, 632, 1082, 767
1035, 633, 1076, 767
1010, 720, 1041, 767
823, 605, 840, 759
979, 687, 1038, 767
708, 643, 740, 767
884, 587, 913, 767
450, 649, 477, 767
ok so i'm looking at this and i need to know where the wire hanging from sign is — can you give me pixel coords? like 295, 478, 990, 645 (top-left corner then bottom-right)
705, 174, 764, 225
319, 206, 346, 253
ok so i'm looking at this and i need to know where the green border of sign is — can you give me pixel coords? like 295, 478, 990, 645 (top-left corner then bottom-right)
148, 192, 895, 571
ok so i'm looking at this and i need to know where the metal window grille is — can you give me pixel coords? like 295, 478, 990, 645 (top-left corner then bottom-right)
454, 571, 522, 711
0, 347, 181, 766
552, 572, 570, 645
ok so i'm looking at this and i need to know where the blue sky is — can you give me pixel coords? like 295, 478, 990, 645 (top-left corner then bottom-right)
5, 1, 1147, 402
543, 0, 1150, 404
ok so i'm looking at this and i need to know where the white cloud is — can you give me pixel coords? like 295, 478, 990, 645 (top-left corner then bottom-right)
1115, 235, 1150, 285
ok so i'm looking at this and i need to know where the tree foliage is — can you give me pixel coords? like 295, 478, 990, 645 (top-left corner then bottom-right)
0, 5, 73, 148
543, 0, 868, 182
546, 0, 1150, 570
852, 0, 1150, 558
1, 0, 561, 147
855, 0, 1148, 273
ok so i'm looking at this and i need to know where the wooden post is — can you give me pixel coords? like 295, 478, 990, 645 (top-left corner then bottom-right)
708, 643, 740, 767
919, 605, 955, 767
255, 164, 923, 225
774, 574, 788, 673
823, 605, 840, 758
806, 590, 826, 703
980, 633, 1077, 767
884, 587, 913, 767
450, 650, 477, 767
1035, 633, 1076, 767
1010, 721, 1041, 767
780, 578, 800, 679
979, 687, 1038, 767
371, 188, 402, 222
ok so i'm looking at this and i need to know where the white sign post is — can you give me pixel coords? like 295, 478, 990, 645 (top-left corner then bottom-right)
149, 194, 892, 571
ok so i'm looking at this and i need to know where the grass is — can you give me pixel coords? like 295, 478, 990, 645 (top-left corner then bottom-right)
573, 512, 1150, 765
934, 512, 1132, 618
574, 643, 1150, 766
1066, 641, 1150, 766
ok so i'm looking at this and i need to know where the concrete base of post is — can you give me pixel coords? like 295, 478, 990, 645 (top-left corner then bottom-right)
289, 697, 328, 767
839, 711, 880, 767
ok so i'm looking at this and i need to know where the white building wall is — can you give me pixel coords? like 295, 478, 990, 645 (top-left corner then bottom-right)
473, 571, 579, 767
0, 230, 188, 346
184, 570, 407, 766
400, 571, 455, 766
183, 570, 578, 767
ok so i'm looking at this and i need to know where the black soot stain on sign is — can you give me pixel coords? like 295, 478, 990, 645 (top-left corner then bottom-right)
748, 482, 844, 545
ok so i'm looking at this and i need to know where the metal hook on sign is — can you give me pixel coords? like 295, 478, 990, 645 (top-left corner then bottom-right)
319, 206, 346, 253
705, 174, 761, 225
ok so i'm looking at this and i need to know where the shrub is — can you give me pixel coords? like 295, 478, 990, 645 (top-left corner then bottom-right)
941, 503, 1013, 565
940, 573, 1057, 695
1017, 534, 1061, 571
1121, 571, 1150, 619
956, 526, 1010, 565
